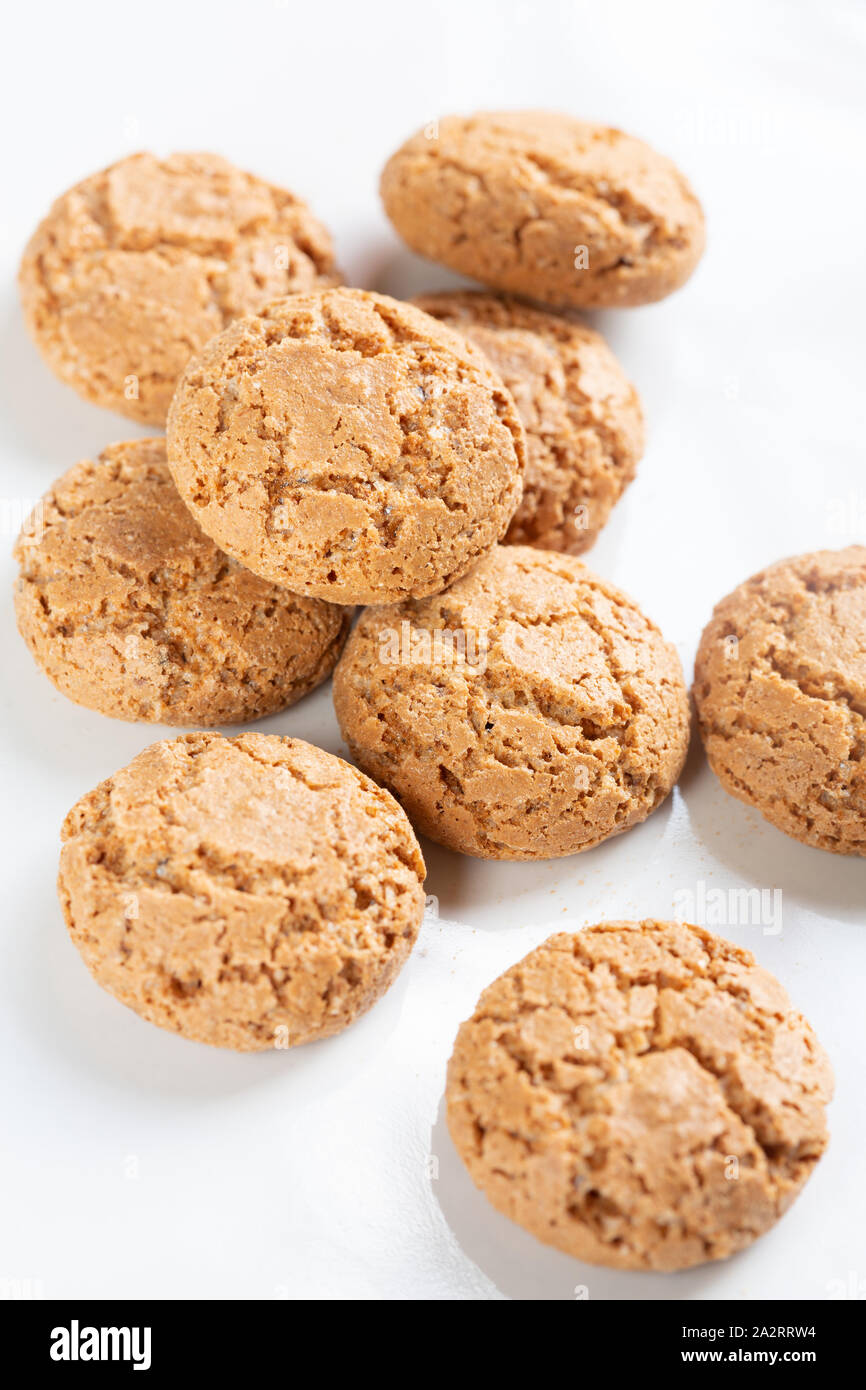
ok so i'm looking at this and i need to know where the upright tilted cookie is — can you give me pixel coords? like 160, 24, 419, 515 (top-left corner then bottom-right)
694, 546, 866, 854
14, 439, 351, 725
59, 733, 426, 1050
382, 112, 705, 308
167, 288, 526, 605
19, 152, 339, 424
414, 291, 644, 553
447, 922, 833, 1271
333, 546, 689, 858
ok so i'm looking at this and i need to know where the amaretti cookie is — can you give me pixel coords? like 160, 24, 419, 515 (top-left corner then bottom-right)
166, 287, 526, 605
694, 546, 866, 854
413, 291, 644, 553
381, 111, 705, 309
19, 152, 339, 425
58, 733, 426, 1050
333, 546, 689, 859
447, 921, 833, 1272
14, 439, 350, 725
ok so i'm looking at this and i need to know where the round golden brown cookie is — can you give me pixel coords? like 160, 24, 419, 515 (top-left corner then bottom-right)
166, 287, 526, 606
381, 111, 705, 309
58, 732, 426, 1051
14, 439, 350, 726
412, 291, 644, 553
693, 546, 866, 854
332, 546, 689, 859
447, 921, 833, 1271
19, 152, 339, 425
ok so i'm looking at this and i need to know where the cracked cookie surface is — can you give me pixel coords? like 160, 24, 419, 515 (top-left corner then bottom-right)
381, 112, 705, 309
332, 545, 689, 859
694, 547, 866, 854
413, 291, 643, 553
19, 152, 338, 425
14, 439, 351, 725
446, 921, 833, 1271
166, 287, 526, 605
58, 732, 426, 1050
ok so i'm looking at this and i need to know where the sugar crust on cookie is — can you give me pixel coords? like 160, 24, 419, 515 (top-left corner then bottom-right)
14, 439, 351, 726
333, 545, 688, 858
167, 288, 526, 605
413, 290, 644, 554
19, 151, 339, 424
382, 112, 705, 309
58, 733, 426, 1050
694, 546, 866, 855
447, 921, 833, 1271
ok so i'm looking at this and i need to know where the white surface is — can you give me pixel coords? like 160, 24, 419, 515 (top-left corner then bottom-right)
1, 0, 865, 1302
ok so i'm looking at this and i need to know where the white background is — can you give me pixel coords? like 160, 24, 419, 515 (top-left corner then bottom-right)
1, 0, 864, 1301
